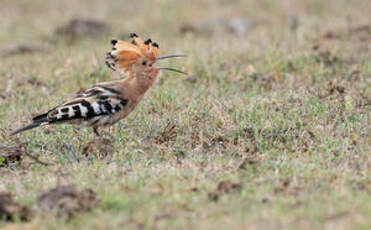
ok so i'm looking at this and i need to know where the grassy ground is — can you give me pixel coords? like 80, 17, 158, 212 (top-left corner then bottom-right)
0, 0, 370, 229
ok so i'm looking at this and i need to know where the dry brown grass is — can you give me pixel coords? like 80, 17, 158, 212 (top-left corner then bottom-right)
0, 0, 370, 229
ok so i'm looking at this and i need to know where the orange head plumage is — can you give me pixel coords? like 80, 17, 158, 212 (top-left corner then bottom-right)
105, 33, 187, 76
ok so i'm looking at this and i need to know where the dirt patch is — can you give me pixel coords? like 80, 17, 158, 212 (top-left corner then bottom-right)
154, 122, 178, 145
81, 138, 114, 159
0, 145, 25, 167
317, 79, 346, 102
202, 135, 230, 153
180, 17, 252, 36
0, 143, 53, 167
1, 44, 47, 58
0, 193, 34, 222
312, 45, 341, 66
326, 80, 345, 95
37, 185, 98, 218
322, 24, 371, 42
180, 18, 226, 35
208, 180, 242, 201
55, 18, 109, 41
240, 65, 278, 90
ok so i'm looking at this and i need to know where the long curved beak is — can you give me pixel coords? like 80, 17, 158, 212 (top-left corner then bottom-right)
156, 54, 187, 61
157, 67, 188, 75
155, 54, 187, 75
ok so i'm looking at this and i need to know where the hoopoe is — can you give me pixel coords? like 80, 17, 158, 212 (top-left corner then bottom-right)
11, 33, 186, 136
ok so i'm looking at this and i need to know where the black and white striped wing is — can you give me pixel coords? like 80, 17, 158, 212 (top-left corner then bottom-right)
39, 86, 128, 126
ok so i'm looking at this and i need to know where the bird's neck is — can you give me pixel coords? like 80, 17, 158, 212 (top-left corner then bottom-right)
120, 71, 158, 96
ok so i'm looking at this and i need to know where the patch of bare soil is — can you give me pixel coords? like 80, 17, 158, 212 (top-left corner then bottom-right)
322, 24, 371, 42
208, 180, 242, 201
37, 185, 98, 218
0, 145, 25, 167
154, 122, 178, 146
55, 18, 109, 41
1, 44, 47, 58
180, 17, 252, 36
312, 45, 341, 67
0, 193, 34, 222
238, 65, 279, 90
81, 138, 114, 159
0, 143, 53, 167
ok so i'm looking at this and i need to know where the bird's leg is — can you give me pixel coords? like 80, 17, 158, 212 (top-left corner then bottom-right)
93, 127, 100, 137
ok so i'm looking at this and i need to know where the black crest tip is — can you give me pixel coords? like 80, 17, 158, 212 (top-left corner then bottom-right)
130, 33, 138, 38
152, 42, 159, 48
144, 39, 152, 45
110, 39, 117, 45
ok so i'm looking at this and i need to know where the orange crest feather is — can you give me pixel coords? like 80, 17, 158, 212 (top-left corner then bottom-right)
105, 33, 159, 73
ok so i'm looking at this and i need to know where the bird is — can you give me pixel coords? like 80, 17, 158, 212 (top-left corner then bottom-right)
10, 33, 186, 136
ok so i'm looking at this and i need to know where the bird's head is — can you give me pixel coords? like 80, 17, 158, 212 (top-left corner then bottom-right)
106, 33, 186, 80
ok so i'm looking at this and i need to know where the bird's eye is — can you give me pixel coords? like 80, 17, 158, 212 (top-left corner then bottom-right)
142, 61, 147, 65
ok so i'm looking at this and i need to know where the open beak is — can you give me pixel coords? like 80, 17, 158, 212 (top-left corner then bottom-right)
155, 54, 188, 75
156, 54, 187, 60
157, 67, 188, 75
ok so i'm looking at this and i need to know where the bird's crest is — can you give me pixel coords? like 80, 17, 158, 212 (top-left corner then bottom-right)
106, 33, 159, 73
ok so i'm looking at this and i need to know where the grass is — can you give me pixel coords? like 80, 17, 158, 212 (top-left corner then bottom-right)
0, 0, 370, 229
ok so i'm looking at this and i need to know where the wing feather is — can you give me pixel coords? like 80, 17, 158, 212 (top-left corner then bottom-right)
37, 86, 128, 126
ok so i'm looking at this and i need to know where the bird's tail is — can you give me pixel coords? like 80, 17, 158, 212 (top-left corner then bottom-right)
10, 114, 48, 136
